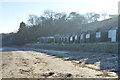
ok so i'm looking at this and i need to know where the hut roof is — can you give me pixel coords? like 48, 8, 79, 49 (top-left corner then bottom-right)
76, 16, 118, 34
37, 36, 54, 40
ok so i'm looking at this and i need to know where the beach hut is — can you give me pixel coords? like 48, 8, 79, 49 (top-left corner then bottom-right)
108, 27, 118, 42
85, 31, 91, 43
66, 35, 70, 43
74, 33, 81, 43
80, 32, 86, 43
54, 36, 60, 43
95, 28, 101, 42
69, 35, 75, 43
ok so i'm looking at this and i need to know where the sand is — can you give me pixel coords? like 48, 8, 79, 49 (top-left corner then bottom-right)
0, 47, 118, 78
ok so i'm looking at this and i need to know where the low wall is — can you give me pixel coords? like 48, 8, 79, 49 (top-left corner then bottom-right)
25, 43, 119, 53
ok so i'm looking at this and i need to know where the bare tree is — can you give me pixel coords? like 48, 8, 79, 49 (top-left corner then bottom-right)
101, 13, 108, 20
43, 10, 56, 20
93, 13, 100, 21
86, 12, 100, 23
54, 12, 67, 20
68, 12, 87, 24
28, 15, 39, 26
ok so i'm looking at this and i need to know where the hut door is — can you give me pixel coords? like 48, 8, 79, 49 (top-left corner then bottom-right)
111, 30, 116, 42
108, 30, 116, 42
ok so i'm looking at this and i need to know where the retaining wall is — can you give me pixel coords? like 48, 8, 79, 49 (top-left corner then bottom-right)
25, 43, 119, 53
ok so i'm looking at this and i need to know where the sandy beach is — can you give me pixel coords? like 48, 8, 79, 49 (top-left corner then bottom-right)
1, 47, 118, 78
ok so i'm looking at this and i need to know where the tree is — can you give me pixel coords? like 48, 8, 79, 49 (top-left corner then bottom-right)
18, 22, 26, 33
43, 10, 56, 20
85, 12, 100, 23
93, 13, 100, 21
101, 13, 108, 20
54, 12, 67, 20
68, 12, 87, 24
28, 15, 39, 26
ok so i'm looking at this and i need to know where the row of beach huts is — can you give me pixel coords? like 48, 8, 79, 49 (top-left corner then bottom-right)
37, 16, 120, 44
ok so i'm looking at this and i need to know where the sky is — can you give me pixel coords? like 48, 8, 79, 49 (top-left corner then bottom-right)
0, 0, 119, 33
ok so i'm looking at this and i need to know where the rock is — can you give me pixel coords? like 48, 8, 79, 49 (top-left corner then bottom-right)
65, 73, 72, 77
41, 72, 54, 77
56, 73, 65, 77
48, 72, 54, 76
96, 74, 101, 76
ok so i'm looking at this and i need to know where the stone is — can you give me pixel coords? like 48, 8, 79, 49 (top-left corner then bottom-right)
41, 72, 54, 77
65, 73, 72, 77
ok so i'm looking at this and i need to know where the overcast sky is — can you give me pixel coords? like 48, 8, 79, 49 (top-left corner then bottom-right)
0, 0, 119, 33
